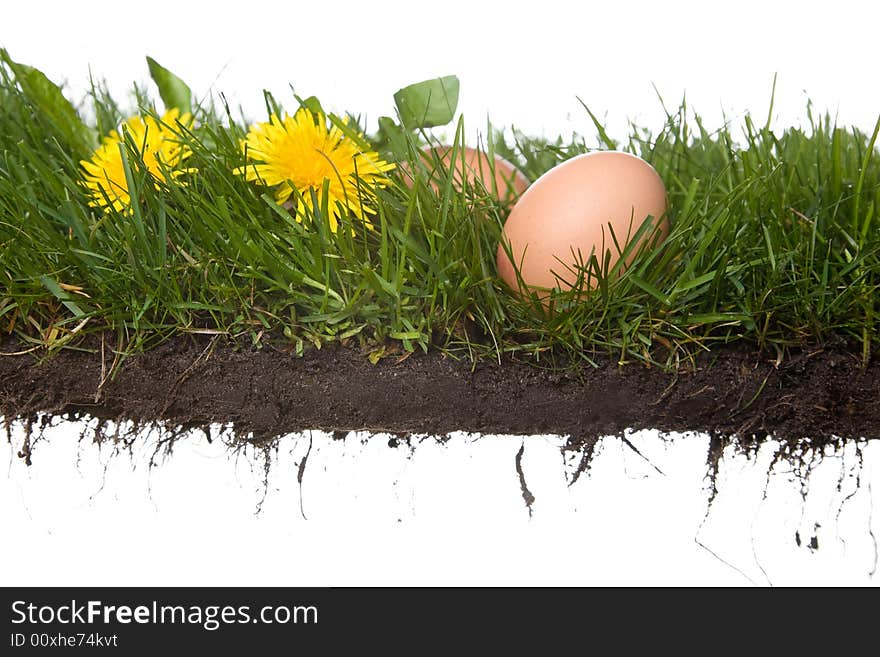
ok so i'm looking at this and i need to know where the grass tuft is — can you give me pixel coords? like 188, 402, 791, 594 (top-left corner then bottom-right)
2, 59, 880, 369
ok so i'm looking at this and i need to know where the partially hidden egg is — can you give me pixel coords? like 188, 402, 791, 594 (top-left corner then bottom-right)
497, 151, 668, 295
402, 146, 530, 206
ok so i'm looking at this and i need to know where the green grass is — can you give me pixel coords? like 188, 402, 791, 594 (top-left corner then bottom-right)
2, 56, 880, 370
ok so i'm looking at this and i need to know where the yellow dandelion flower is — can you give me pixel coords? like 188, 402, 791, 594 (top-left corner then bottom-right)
235, 108, 395, 232
80, 108, 194, 213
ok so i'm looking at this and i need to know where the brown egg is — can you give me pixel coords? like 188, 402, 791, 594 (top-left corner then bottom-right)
401, 146, 529, 205
497, 151, 668, 296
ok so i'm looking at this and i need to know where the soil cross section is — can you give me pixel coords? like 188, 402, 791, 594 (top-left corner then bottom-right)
2, 336, 879, 449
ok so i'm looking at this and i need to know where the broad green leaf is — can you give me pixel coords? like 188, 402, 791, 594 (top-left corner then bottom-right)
146, 56, 192, 113
0, 49, 95, 154
377, 116, 409, 157
393, 75, 459, 129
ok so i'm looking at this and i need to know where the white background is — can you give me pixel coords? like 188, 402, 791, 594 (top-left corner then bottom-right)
2, 1, 880, 586
4, 1, 880, 138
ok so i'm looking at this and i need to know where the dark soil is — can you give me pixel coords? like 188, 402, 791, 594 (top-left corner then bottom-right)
2, 334, 879, 455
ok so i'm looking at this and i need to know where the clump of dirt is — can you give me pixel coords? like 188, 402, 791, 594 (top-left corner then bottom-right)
3, 334, 878, 450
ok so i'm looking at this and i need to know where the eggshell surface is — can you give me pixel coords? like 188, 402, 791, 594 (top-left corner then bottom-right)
497, 151, 668, 293
404, 146, 529, 205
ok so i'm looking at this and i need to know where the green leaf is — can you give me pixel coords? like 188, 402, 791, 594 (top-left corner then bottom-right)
393, 75, 459, 130
627, 275, 669, 305
389, 330, 422, 340
39, 276, 86, 318
146, 56, 192, 113
830, 126, 842, 200
686, 313, 751, 326
0, 49, 95, 154
172, 302, 233, 312
377, 116, 409, 157
297, 95, 324, 116
578, 98, 618, 150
